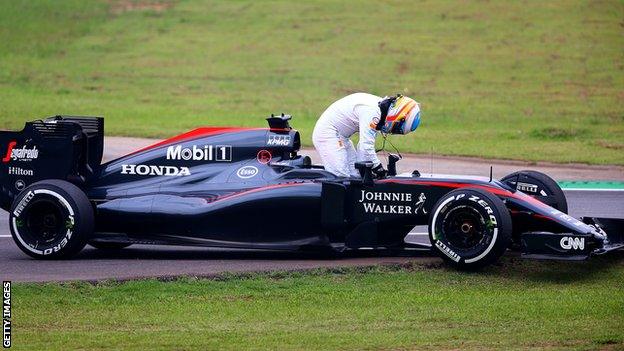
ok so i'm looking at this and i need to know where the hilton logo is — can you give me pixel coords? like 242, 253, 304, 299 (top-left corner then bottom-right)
8, 167, 33, 176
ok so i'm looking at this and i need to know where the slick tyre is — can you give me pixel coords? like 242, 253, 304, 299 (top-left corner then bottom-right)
429, 188, 512, 270
9, 180, 94, 259
501, 170, 568, 213
88, 241, 132, 250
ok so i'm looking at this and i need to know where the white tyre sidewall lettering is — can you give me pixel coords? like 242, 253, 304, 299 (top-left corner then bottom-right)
432, 192, 500, 264
11, 189, 75, 255
435, 240, 461, 262
430, 195, 456, 241
464, 228, 498, 264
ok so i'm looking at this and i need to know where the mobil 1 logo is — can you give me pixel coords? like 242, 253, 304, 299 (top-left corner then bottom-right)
167, 144, 232, 162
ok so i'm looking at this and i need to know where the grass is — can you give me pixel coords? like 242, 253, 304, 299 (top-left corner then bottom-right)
0, 0, 622, 166
11, 254, 624, 351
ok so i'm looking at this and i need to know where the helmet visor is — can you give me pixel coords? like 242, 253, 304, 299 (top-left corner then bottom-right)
389, 119, 405, 134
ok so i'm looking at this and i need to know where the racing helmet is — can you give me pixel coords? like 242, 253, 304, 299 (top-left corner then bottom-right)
379, 95, 421, 135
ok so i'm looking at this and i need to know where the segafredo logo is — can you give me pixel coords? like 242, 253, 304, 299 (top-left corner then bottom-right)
236, 166, 258, 179
121, 164, 191, 177
267, 135, 290, 146
560, 236, 585, 250
2, 141, 39, 163
166, 145, 232, 162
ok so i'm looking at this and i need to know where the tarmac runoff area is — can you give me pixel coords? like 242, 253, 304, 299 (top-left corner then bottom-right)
0, 136, 622, 282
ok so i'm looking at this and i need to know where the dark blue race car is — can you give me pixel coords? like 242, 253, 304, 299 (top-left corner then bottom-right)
1, 115, 622, 269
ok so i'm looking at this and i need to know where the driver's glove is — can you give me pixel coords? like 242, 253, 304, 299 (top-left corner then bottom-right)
372, 164, 387, 179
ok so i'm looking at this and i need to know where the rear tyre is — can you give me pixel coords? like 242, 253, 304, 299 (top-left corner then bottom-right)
9, 180, 93, 259
88, 241, 132, 250
429, 188, 512, 270
501, 170, 567, 213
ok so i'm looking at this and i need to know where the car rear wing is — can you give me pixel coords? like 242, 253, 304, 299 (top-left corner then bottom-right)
0, 116, 103, 211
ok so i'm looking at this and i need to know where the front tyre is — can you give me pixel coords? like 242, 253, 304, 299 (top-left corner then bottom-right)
9, 180, 94, 259
429, 188, 512, 270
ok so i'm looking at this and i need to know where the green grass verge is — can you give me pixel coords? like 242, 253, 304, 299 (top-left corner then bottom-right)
11, 254, 624, 351
0, 0, 623, 165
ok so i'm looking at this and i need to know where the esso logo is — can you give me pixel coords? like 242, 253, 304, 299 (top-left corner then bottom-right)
236, 166, 259, 179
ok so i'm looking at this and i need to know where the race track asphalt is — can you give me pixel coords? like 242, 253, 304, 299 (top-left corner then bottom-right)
0, 190, 622, 282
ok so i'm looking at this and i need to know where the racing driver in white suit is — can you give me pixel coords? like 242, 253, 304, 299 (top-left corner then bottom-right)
312, 93, 421, 178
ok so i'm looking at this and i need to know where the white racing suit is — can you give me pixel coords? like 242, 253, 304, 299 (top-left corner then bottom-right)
312, 93, 382, 177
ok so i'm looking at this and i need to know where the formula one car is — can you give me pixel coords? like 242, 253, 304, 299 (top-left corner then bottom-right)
1, 115, 622, 269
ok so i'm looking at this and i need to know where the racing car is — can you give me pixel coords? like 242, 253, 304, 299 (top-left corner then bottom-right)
1, 115, 622, 269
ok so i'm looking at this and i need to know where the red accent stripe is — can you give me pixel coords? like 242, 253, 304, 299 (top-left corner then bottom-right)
208, 179, 556, 220
378, 179, 512, 196
128, 126, 292, 156
532, 213, 552, 220
211, 182, 315, 204
377, 178, 548, 207
132, 127, 263, 155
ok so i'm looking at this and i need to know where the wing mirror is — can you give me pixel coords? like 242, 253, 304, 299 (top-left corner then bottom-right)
387, 153, 401, 176
354, 161, 374, 187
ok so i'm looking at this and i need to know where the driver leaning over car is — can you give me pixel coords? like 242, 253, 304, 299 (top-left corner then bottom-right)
313, 92, 421, 178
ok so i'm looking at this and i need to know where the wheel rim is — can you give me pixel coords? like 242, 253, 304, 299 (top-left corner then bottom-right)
21, 198, 67, 246
442, 205, 487, 250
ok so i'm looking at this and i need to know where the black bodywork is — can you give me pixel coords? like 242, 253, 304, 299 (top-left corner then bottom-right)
1, 115, 622, 260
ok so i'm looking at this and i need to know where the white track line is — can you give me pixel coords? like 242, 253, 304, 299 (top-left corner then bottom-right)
0, 235, 12, 238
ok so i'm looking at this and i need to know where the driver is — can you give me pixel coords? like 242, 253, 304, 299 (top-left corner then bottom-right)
312, 93, 421, 178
